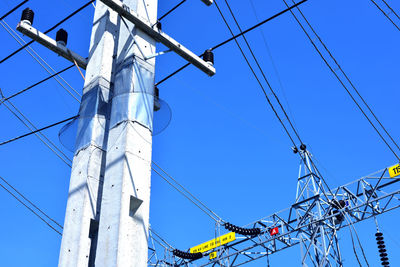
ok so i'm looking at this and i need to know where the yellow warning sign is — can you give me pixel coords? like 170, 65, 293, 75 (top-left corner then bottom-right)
209, 251, 217, 260
190, 232, 236, 253
389, 164, 400, 178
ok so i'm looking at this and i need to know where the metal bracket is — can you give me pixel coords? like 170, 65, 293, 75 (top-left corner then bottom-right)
99, 0, 216, 76
16, 21, 88, 69
145, 49, 172, 60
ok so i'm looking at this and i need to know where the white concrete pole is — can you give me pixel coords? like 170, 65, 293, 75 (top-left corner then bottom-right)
94, 0, 157, 266
58, 3, 119, 267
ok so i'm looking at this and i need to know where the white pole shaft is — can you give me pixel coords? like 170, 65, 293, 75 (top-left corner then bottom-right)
94, 0, 157, 266
58, 3, 119, 267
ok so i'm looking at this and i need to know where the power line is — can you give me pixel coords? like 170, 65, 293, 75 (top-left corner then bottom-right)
283, 0, 400, 161
0, 64, 75, 104
151, 163, 222, 222
0, 0, 95, 64
369, 0, 400, 31
157, 0, 187, 22
0, 113, 77, 147
0, 176, 63, 229
248, 0, 298, 133
155, 0, 308, 86
213, 0, 298, 147
0, 0, 29, 21
221, 0, 304, 145
0, 100, 73, 167
381, 0, 400, 20
152, 161, 222, 221
0, 20, 81, 102
0, 175, 62, 235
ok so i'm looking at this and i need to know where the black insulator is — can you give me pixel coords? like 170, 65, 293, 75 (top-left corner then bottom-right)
154, 87, 159, 99
375, 232, 390, 266
224, 222, 260, 236
203, 49, 214, 65
300, 144, 307, 151
292, 146, 299, 154
173, 249, 202, 260
332, 199, 346, 209
335, 213, 344, 222
56, 29, 68, 46
156, 21, 162, 30
21, 8, 34, 25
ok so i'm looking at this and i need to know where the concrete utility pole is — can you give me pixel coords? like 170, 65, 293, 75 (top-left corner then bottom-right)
93, 0, 158, 265
17, 0, 214, 266
58, 2, 118, 267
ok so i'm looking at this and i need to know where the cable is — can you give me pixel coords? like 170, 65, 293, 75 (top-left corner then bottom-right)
152, 161, 222, 221
0, 64, 75, 104
288, 0, 400, 154
369, 0, 400, 31
155, 0, 308, 86
0, 114, 77, 147
151, 165, 220, 222
213, 0, 298, 147
157, 0, 187, 22
0, 0, 29, 21
0, 20, 81, 102
221, 0, 304, 145
0, 95, 74, 167
0, 0, 95, 64
249, 0, 298, 132
1, 98, 71, 160
0, 176, 63, 228
381, 0, 400, 20
0, 176, 62, 235
283, 0, 400, 161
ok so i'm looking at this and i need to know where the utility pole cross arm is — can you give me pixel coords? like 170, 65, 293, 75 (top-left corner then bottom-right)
99, 0, 216, 76
16, 21, 88, 69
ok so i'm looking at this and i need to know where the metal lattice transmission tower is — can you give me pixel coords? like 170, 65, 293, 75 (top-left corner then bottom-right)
294, 149, 342, 267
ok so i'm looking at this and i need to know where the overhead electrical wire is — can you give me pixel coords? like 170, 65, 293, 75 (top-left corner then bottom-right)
0, 113, 77, 147
155, 0, 308, 86
0, 176, 63, 229
369, 0, 400, 31
0, 93, 73, 167
220, 0, 304, 145
0, 20, 81, 102
0, 0, 95, 64
380, 0, 400, 20
157, 0, 187, 22
282, 0, 400, 161
0, 64, 75, 104
151, 163, 221, 222
0, 0, 29, 21
212, 0, 299, 148
248, 0, 298, 131
0, 175, 63, 235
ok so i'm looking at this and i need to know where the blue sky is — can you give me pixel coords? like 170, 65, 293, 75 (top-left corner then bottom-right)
0, 0, 400, 266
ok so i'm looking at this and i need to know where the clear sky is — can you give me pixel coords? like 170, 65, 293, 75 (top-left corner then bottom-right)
0, 0, 399, 266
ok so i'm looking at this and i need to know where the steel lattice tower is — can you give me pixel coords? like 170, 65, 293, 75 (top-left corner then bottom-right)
294, 148, 343, 267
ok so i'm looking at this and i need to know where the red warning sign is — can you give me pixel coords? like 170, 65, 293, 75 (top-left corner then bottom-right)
269, 227, 279, 236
